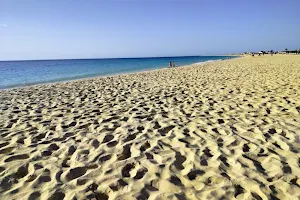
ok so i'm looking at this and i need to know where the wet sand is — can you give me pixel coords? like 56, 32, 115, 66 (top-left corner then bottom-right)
0, 55, 300, 199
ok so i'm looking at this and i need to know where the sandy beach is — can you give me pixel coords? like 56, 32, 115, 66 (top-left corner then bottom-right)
0, 55, 300, 200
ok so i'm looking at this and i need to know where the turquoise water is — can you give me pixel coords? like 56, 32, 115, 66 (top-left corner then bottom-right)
0, 56, 235, 89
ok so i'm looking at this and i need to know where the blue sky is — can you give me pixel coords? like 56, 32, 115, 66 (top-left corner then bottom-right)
1, 0, 299, 60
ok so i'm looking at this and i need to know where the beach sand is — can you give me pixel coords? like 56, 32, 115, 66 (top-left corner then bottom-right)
0, 55, 300, 200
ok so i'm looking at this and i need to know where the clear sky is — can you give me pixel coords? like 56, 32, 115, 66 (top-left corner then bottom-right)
1, 0, 299, 60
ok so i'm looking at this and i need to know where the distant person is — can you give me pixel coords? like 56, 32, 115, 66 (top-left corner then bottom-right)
169, 61, 172, 68
172, 61, 175, 67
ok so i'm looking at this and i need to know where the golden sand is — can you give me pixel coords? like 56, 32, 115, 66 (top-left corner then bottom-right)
0, 55, 300, 199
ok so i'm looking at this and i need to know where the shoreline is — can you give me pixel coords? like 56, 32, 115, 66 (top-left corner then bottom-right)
1, 56, 239, 91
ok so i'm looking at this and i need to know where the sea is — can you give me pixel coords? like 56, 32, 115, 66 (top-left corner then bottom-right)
0, 56, 235, 89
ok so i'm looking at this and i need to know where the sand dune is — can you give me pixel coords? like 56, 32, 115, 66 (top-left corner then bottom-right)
0, 55, 300, 199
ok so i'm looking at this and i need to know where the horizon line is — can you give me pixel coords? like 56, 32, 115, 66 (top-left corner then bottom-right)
0, 54, 235, 62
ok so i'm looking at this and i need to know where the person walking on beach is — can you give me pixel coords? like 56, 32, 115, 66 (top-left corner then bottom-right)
169, 61, 175, 68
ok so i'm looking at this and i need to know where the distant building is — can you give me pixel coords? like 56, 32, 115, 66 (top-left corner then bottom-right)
285, 50, 298, 54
